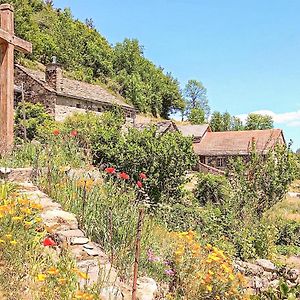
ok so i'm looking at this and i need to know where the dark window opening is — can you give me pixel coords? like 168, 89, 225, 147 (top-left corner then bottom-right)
76, 103, 81, 109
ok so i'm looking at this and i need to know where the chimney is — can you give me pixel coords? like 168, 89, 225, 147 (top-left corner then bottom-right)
45, 56, 63, 91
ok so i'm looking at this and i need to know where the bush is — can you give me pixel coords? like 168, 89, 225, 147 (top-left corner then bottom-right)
64, 112, 196, 204
15, 102, 51, 141
194, 173, 231, 206
275, 219, 300, 247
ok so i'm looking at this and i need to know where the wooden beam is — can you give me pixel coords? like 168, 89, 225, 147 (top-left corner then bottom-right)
0, 29, 32, 53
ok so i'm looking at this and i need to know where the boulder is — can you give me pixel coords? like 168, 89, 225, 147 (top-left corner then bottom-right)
136, 277, 158, 300
40, 209, 78, 231
256, 259, 277, 272
100, 287, 123, 300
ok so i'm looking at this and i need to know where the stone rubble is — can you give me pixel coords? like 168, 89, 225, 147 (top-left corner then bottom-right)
235, 259, 300, 293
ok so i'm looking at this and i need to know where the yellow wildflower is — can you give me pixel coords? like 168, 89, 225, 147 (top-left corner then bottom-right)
35, 217, 42, 223
77, 271, 89, 280
37, 273, 47, 282
47, 267, 59, 275
5, 234, 12, 239
10, 240, 17, 245
0, 239, 5, 243
12, 216, 23, 221
58, 278, 67, 285
206, 285, 212, 292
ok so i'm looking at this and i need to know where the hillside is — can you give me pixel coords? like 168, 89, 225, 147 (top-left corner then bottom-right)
1, 0, 184, 118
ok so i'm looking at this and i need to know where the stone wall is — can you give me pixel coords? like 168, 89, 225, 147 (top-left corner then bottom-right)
15, 67, 57, 115
56, 96, 135, 124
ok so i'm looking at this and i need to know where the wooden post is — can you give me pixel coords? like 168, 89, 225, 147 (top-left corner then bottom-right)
0, 4, 14, 155
132, 207, 145, 300
0, 3, 32, 155
21, 82, 27, 140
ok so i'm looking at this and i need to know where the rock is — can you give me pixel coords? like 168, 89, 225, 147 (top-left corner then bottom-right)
249, 276, 264, 289
56, 229, 85, 243
40, 209, 78, 231
262, 271, 274, 281
83, 248, 100, 257
269, 279, 280, 288
235, 260, 264, 276
100, 287, 123, 300
77, 260, 119, 287
136, 277, 158, 300
71, 237, 89, 245
286, 269, 300, 282
256, 259, 277, 272
83, 243, 94, 250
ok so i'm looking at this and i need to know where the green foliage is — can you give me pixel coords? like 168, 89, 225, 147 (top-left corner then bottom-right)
187, 108, 206, 124
228, 145, 296, 219
194, 173, 231, 205
184, 79, 210, 118
245, 113, 274, 130
1, 0, 183, 117
14, 102, 51, 141
210, 111, 244, 132
275, 218, 300, 247
251, 280, 300, 300
113, 39, 184, 117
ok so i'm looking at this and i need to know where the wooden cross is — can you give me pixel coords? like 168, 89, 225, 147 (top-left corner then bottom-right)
0, 4, 32, 155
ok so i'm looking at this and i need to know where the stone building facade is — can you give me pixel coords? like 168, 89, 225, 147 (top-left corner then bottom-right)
193, 129, 286, 170
14, 63, 136, 122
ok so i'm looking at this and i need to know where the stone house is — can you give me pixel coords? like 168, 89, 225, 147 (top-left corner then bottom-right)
176, 124, 211, 143
14, 63, 136, 122
193, 129, 286, 170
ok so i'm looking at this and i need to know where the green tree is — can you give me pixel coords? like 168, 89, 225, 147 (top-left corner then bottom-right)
231, 116, 244, 131
188, 108, 205, 124
184, 80, 210, 118
210, 111, 223, 131
210, 111, 244, 132
15, 102, 51, 141
245, 113, 274, 130
1, 0, 183, 118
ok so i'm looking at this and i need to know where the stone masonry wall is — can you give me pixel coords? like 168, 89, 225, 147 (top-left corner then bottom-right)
15, 67, 57, 115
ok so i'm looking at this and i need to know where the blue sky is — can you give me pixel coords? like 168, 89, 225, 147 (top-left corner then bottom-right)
54, 0, 300, 150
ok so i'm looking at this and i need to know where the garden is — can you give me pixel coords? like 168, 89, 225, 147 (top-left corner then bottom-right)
0, 102, 300, 299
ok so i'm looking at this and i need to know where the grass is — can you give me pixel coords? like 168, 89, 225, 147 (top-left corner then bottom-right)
0, 181, 104, 300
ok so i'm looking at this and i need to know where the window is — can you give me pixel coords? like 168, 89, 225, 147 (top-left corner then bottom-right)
97, 107, 102, 112
217, 158, 225, 167
76, 103, 81, 108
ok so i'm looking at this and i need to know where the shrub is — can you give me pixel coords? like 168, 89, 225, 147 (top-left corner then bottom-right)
15, 102, 51, 141
65, 112, 196, 204
194, 173, 231, 206
275, 218, 300, 247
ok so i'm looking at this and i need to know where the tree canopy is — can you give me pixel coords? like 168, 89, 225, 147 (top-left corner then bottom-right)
2, 0, 184, 118
210, 111, 243, 132
183, 80, 210, 119
245, 113, 274, 130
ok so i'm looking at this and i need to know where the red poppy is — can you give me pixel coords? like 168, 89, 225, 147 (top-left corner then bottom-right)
43, 237, 57, 247
53, 129, 60, 136
139, 173, 147, 180
70, 130, 78, 137
137, 181, 143, 188
105, 167, 116, 174
119, 172, 129, 180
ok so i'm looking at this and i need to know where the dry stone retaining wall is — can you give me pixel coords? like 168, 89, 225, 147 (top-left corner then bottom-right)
12, 178, 157, 300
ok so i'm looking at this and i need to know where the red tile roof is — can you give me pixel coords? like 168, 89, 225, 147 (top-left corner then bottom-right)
193, 129, 285, 156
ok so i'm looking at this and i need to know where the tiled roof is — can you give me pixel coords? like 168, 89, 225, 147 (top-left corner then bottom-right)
16, 65, 134, 110
193, 129, 285, 156
176, 124, 210, 138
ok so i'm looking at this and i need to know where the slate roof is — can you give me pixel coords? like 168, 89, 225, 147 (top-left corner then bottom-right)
134, 120, 177, 134
193, 129, 285, 156
176, 124, 210, 138
15, 65, 135, 110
